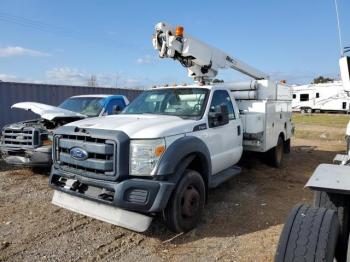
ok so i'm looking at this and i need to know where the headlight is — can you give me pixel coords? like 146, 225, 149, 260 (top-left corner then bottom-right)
41, 134, 53, 146
130, 138, 166, 176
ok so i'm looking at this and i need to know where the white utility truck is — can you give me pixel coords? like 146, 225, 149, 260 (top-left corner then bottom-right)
49, 22, 293, 232
275, 55, 350, 262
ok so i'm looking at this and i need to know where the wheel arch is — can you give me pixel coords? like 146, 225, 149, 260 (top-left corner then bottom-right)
155, 136, 211, 192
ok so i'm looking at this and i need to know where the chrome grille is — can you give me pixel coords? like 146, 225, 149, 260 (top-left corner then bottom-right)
54, 134, 116, 177
2, 127, 39, 148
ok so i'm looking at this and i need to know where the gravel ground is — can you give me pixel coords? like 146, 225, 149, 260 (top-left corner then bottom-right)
0, 130, 345, 261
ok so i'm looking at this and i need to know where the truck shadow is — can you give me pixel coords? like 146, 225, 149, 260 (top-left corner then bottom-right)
145, 145, 343, 243
0, 160, 50, 175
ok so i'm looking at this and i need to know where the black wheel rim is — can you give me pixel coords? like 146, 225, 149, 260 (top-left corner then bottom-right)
180, 185, 200, 218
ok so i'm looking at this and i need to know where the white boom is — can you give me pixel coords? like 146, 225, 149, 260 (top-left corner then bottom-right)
152, 22, 269, 84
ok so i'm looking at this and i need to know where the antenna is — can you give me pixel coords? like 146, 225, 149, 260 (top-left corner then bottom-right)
334, 0, 344, 56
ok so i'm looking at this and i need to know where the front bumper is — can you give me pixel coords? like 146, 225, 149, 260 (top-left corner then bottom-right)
52, 190, 153, 232
49, 166, 175, 214
0, 145, 52, 166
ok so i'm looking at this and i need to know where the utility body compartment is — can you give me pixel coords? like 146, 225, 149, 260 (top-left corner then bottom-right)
228, 80, 293, 152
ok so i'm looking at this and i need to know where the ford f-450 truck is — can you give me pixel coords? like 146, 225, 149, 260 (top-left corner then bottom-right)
49, 22, 293, 233
0, 94, 129, 167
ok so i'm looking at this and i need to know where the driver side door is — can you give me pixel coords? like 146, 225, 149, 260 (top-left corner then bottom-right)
206, 89, 243, 174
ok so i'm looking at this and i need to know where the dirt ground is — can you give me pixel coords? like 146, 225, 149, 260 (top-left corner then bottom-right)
0, 115, 348, 262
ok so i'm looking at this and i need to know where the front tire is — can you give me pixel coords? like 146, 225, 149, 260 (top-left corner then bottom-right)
164, 169, 205, 233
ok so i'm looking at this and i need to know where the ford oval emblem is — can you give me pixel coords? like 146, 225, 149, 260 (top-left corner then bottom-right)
70, 147, 88, 161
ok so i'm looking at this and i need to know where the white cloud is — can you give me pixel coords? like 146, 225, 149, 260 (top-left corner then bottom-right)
0, 46, 50, 58
46, 67, 87, 85
136, 55, 155, 65
0, 73, 18, 82
0, 67, 153, 88
45, 67, 151, 88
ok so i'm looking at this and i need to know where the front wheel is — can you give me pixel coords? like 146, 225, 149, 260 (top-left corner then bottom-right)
164, 169, 205, 233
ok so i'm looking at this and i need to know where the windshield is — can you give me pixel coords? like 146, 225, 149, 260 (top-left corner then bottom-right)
58, 97, 106, 117
122, 88, 208, 119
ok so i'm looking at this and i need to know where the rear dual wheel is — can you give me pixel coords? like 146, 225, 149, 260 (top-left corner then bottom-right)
275, 204, 339, 262
314, 191, 350, 261
267, 136, 284, 168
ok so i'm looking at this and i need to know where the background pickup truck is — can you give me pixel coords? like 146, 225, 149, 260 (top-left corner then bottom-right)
0, 94, 129, 167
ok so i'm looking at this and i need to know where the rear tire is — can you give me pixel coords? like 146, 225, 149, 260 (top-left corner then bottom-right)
267, 136, 284, 168
275, 204, 339, 262
314, 191, 350, 261
164, 169, 205, 233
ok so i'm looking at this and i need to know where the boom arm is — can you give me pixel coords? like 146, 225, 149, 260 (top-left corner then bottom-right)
152, 22, 269, 83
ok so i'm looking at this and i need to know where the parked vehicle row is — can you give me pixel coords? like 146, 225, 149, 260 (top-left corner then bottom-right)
0, 94, 129, 167
1, 22, 295, 234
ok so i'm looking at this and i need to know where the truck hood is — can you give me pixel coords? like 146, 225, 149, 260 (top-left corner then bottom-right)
12, 102, 86, 121
66, 114, 200, 139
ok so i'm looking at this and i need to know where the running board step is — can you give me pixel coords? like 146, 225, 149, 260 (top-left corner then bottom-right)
208, 166, 241, 188
52, 190, 153, 232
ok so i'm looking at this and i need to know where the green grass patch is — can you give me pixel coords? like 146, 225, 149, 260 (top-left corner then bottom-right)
294, 129, 344, 141
292, 113, 350, 128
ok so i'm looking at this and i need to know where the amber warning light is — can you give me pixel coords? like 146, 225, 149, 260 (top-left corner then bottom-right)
175, 26, 184, 37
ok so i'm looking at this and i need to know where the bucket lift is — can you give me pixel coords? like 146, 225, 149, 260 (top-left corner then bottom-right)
152, 22, 269, 84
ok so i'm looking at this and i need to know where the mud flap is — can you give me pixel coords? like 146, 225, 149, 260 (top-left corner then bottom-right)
52, 190, 153, 232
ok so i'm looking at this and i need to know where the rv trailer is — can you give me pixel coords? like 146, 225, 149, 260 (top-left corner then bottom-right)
292, 56, 350, 114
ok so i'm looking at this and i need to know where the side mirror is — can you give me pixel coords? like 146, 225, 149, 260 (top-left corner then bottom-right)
112, 105, 122, 114
208, 104, 229, 128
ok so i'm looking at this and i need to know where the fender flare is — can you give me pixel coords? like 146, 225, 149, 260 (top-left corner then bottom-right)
155, 136, 211, 183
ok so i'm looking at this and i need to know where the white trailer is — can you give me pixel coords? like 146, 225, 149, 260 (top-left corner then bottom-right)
292, 81, 350, 113
292, 56, 350, 114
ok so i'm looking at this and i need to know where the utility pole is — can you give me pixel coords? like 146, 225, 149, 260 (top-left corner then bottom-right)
115, 75, 120, 88
87, 75, 98, 87
334, 0, 344, 56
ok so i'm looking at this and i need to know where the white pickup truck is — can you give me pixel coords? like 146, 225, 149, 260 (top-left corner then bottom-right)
49, 22, 293, 233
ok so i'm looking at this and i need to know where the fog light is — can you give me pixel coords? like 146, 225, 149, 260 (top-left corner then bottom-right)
126, 189, 148, 204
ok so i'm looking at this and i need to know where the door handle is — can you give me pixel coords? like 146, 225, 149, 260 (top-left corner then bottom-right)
237, 125, 241, 136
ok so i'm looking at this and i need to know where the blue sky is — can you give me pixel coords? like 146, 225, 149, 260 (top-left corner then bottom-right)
0, 0, 349, 88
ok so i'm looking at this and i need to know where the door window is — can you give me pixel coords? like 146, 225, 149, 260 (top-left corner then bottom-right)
209, 90, 235, 120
